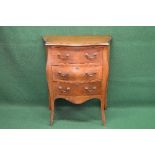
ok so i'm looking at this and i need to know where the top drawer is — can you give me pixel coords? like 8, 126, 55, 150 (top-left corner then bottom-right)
48, 46, 103, 65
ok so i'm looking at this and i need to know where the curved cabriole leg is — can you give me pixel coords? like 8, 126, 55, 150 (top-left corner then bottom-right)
49, 95, 52, 110
104, 81, 108, 110
104, 95, 107, 110
50, 102, 55, 126
101, 101, 106, 127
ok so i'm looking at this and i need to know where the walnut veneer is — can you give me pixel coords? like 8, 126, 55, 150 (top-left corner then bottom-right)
43, 35, 112, 126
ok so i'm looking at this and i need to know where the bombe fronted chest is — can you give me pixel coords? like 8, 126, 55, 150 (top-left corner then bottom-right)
43, 35, 112, 126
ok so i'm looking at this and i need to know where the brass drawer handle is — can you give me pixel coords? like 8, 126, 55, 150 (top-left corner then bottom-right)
57, 53, 70, 60
85, 53, 97, 59
85, 72, 96, 77
58, 71, 69, 78
84, 86, 96, 92
58, 86, 71, 93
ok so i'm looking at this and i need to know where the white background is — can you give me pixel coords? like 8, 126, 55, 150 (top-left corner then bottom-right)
0, 0, 155, 25
0, 130, 155, 155
0, 0, 155, 154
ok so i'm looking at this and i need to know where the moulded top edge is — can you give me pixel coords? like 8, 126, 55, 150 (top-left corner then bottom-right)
43, 35, 112, 46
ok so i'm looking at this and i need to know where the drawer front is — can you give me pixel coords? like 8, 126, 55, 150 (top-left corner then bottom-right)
52, 65, 102, 82
53, 81, 102, 96
49, 46, 103, 65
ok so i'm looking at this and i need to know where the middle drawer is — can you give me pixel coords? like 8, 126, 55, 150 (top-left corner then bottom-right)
52, 65, 102, 82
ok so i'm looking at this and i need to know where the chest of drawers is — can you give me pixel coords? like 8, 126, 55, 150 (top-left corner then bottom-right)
43, 35, 112, 126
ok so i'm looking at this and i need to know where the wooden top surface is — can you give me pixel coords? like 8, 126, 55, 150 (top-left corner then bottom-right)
43, 35, 112, 46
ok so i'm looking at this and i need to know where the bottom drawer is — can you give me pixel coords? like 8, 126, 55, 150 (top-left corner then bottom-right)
53, 81, 102, 96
